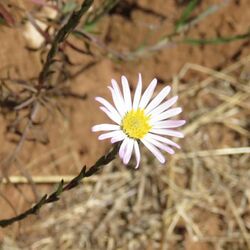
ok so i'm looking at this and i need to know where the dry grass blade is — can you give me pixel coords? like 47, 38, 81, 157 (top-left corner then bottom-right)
177, 147, 250, 158
0, 172, 130, 184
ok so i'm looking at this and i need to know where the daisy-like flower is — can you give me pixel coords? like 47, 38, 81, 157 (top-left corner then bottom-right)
92, 74, 185, 168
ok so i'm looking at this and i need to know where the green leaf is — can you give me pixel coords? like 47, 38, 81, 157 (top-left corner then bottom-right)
85, 0, 120, 27
62, 1, 77, 14
182, 31, 250, 45
83, 22, 97, 32
33, 195, 48, 211
55, 180, 64, 196
176, 0, 200, 31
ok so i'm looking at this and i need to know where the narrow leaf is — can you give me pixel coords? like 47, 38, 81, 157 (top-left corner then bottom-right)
176, 0, 200, 31
183, 31, 250, 45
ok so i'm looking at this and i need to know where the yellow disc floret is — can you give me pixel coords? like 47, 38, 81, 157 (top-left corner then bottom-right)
121, 109, 151, 139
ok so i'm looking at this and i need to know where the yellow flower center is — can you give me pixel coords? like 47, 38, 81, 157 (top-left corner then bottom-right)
121, 109, 151, 139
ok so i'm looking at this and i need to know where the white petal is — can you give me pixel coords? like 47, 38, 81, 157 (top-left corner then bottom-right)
98, 130, 123, 140
147, 133, 181, 149
100, 107, 121, 124
119, 137, 129, 159
150, 128, 184, 138
151, 107, 182, 123
139, 78, 157, 109
153, 120, 186, 129
92, 124, 120, 132
108, 86, 126, 117
96, 97, 121, 120
144, 135, 175, 155
144, 86, 171, 114
134, 140, 141, 168
141, 138, 165, 164
123, 138, 134, 165
121, 76, 132, 111
148, 96, 178, 116
111, 132, 126, 143
111, 79, 126, 116
132, 73, 142, 110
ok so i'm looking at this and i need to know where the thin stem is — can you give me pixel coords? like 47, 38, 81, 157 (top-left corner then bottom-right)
0, 143, 120, 228
38, 0, 93, 87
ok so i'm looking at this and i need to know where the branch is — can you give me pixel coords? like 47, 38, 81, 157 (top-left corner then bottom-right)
0, 143, 120, 228
38, 0, 93, 87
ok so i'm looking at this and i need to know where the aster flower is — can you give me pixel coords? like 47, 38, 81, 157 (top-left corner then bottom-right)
92, 74, 185, 168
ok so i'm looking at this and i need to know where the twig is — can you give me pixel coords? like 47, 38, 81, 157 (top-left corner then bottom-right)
2, 101, 40, 170
38, 0, 93, 87
0, 143, 120, 228
1, 0, 94, 199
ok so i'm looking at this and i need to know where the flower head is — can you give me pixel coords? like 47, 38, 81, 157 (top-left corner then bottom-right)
92, 74, 185, 168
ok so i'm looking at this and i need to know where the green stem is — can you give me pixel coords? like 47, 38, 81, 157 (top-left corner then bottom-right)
38, 0, 93, 87
0, 143, 119, 228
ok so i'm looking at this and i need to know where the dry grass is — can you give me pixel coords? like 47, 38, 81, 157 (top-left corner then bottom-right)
1, 55, 250, 250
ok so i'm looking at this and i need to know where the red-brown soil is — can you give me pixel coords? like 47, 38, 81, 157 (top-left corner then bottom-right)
0, 0, 250, 249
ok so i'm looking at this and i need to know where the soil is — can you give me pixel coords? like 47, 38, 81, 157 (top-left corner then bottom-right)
0, 0, 250, 249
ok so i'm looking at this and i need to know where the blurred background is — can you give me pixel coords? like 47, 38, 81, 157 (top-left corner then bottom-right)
0, 0, 250, 249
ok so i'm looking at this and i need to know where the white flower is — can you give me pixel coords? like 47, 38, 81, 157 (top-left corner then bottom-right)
92, 74, 185, 168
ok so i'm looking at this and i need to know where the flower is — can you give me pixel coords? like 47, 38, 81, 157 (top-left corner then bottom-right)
92, 74, 185, 168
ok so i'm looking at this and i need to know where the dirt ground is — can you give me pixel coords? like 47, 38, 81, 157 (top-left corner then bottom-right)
0, 0, 250, 249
